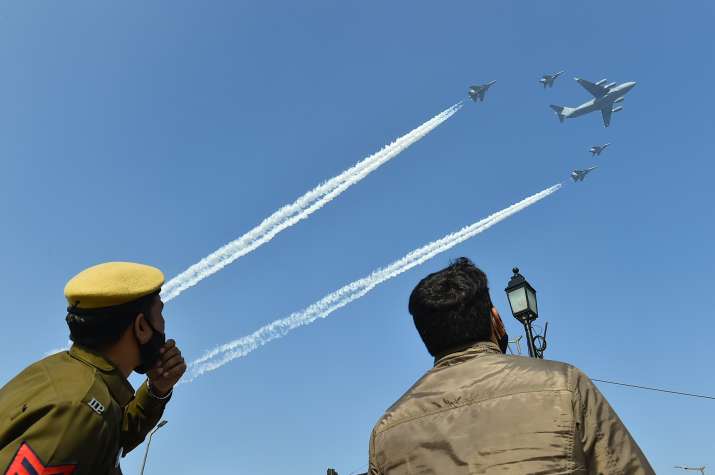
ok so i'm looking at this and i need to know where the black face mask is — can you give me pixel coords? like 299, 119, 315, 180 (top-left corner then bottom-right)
498, 332, 509, 354
134, 319, 166, 374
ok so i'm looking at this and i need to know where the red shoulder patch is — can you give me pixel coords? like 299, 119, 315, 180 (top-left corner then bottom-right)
4, 442, 77, 475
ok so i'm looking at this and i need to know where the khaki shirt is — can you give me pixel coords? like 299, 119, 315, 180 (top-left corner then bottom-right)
0, 345, 170, 475
369, 342, 654, 474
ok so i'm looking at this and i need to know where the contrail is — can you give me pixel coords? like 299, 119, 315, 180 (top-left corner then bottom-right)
43, 341, 71, 357
182, 183, 562, 382
161, 102, 463, 302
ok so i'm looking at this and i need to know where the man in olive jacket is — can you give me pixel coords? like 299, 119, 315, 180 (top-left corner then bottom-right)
368, 258, 654, 474
0, 262, 187, 475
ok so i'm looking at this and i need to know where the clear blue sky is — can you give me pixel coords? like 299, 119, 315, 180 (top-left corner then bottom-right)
1, 1, 713, 473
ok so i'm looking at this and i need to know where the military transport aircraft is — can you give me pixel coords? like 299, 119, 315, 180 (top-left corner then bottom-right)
468, 81, 496, 102
571, 166, 598, 182
550, 77, 636, 127
539, 71, 564, 88
590, 143, 611, 157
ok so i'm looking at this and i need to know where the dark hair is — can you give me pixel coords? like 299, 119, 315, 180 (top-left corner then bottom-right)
408, 257, 493, 356
66, 292, 158, 350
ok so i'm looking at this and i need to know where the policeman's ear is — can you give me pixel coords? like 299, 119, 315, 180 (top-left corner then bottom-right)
133, 313, 153, 345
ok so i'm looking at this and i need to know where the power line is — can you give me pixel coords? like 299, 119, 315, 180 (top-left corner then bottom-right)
592, 379, 715, 401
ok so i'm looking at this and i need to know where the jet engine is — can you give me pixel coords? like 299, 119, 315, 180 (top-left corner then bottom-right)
604, 82, 617, 89
595, 79, 608, 86
613, 97, 625, 103
612, 106, 623, 113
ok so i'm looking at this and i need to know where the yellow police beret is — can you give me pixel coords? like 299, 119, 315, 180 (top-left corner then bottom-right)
64, 262, 165, 310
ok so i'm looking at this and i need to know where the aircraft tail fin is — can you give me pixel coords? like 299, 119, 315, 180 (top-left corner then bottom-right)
550, 105, 566, 123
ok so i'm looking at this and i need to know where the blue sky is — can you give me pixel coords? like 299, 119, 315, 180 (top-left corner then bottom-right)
1, 1, 713, 473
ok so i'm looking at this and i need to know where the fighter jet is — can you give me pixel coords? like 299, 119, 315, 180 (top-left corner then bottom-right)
674, 466, 706, 475
550, 77, 636, 127
468, 81, 496, 102
571, 166, 598, 182
539, 71, 564, 88
589, 143, 611, 157
673, 465, 705, 475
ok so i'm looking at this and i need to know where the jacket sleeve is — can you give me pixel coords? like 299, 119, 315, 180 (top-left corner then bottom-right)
574, 370, 655, 475
0, 401, 115, 475
368, 429, 383, 475
120, 381, 171, 454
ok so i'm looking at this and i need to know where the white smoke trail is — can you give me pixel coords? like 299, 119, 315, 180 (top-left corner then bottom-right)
161, 102, 463, 302
182, 183, 562, 382
44, 341, 71, 357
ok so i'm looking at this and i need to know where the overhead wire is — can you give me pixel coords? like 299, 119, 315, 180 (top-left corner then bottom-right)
506, 344, 714, 401
592, 378, 715, 401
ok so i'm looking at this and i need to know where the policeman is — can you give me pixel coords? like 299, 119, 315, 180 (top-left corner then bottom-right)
0, 262, 186, 475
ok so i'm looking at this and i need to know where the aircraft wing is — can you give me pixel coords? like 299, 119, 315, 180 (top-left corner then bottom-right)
601, 107, 612, 127
478, 90, 485, 101
576, 78, 608, 98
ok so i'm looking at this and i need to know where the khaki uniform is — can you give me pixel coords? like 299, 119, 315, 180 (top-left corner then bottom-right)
369, 342, 654, 474
0, 345, 170, 475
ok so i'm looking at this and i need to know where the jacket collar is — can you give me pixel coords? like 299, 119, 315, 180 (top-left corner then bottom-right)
69, 345, 135, 407
433, 341, 503, 368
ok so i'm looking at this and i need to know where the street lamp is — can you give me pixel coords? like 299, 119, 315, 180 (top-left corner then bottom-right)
505, 268, 547, 358
507, 335, 523, 355
140, 420, 168, 475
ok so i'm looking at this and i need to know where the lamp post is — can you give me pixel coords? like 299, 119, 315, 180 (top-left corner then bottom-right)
507, 335, 523, 355
140, 420, 168, 475
504, 268, 547, 359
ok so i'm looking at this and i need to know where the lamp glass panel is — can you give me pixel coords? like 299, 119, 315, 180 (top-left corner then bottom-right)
507, 286, 528, 314
526, 287, 538, 315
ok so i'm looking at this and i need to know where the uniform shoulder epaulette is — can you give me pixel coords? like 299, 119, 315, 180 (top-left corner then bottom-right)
81, 378, 113, 418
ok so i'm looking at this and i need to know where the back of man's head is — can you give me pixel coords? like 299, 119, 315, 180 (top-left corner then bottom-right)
409, 257, 493, 356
